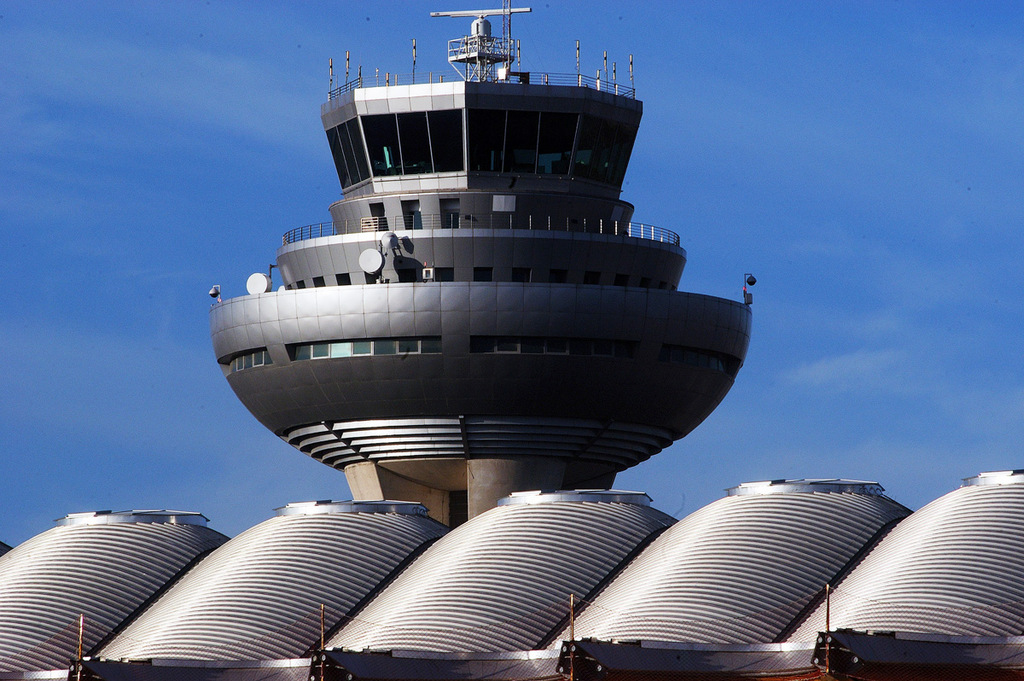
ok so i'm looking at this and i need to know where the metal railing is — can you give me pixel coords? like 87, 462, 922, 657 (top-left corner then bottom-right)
282, 214, 677, 246
326, 70, 635, 102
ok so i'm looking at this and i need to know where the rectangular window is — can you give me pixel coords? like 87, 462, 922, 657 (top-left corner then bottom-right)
330, 342, 353, 358
420, 337, 442, 353
614, 273, 630, 287
521, 338, 545, 354
311, 343, 330, 359
398, 338, 419, 353
569, 339, 592, 355
583, 271, 601, 285
549, 269, 567, 283
294, 345, 312, 361
470, 336, 496, 353
495, 337, 519, 352
592, 339, 614, 356
313, 276, 326, 288
435, 267, 455, 282
373, 339, 397, 355
614, 341, 635, 359
396, 268, 416, 282
546, 338, 568, 354
336, 273, 352, 286
352, 341, 372, 355
473, 267, 493, 282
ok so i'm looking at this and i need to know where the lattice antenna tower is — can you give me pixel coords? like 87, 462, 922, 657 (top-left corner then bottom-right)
431, 6, 532, 82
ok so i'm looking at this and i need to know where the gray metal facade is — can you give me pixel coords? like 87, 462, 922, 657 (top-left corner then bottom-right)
99, 501, 447, 662
788, 470, 1024, 640
327, 491, 674, 653
559, 480, 909, 646
0, 511, 226, 673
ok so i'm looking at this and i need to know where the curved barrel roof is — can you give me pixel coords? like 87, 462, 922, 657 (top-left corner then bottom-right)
0, 510, 226, 673
788, 470, 1024, 639
560, 480, 909, 645
99, 501, 447, 661
328, 491, 674, 653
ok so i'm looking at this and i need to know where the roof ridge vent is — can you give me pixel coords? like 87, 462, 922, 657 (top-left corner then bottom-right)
727, 479, 885, 497
55, 510, 209, 527
961, 470, 1024, 487
497, 489, 652, 507
274, 499, 430, 517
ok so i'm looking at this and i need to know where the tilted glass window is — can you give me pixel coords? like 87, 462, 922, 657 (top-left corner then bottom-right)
468, 109, 507, 171
503, 110, 539, 173
428, 109, 464, 172
537, 112, 578, 174
326, 126, 351, 188
573, 114, 601, 178
362, 114, 403, 176
327, 120, 371, 189
397, 112, 432, 174
346, 119, 371, 182
571, 115, 638, 188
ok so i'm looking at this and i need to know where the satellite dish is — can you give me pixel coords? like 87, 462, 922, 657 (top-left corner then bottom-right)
380, 231, 400, 252
359, 249, 385, 275
246, 272, 273, 295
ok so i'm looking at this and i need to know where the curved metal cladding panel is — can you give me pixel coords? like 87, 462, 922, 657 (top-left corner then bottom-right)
210, 283, 751, 441
560, 483, 909, 645
99, 502, 448, 661
328, 492, 674, 653
0, 512, 227, 673
788, 473, 1024, 640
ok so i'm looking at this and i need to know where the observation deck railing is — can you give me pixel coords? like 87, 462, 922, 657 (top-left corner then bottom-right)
283, 214, 678, 246
326, 71, 636, 101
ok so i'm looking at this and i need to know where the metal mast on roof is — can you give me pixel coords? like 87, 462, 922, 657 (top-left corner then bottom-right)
431, 6, 532, 82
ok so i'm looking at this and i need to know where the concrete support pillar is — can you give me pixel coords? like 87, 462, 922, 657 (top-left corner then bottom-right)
466, 456, 567, 520
344, 461, 450, 525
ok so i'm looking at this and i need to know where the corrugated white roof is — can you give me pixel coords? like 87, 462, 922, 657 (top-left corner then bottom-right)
561, 484, 909, 644
788, 475, 1024, 639
99, 501, 447, 661
329, 493, 674, 652
0, 512, 227, 672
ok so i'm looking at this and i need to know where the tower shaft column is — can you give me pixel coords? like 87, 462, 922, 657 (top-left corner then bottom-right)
467, 457, 567, 519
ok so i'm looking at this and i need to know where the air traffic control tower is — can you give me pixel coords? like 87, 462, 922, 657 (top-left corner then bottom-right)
210, 9, 752, 526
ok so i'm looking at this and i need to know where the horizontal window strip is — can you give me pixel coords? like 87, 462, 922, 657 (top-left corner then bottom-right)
230, 349, 273, 372
292, 337, 442, 361
470, 336, 635, 359
658, 344, 741, 377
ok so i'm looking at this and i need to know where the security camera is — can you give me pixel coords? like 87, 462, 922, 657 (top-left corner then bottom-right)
209, 285, 221, 298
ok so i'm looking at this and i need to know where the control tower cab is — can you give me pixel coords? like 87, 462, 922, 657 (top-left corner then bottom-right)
210, 9, 752, 526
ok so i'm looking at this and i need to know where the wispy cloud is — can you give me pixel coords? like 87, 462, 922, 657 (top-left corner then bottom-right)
785, 348, 909, 394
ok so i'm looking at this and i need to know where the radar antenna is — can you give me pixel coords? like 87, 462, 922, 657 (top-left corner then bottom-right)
430, 6, 532, 82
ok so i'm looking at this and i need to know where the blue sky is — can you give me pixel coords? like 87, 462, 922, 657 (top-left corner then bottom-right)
2, 1, 1023, 544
